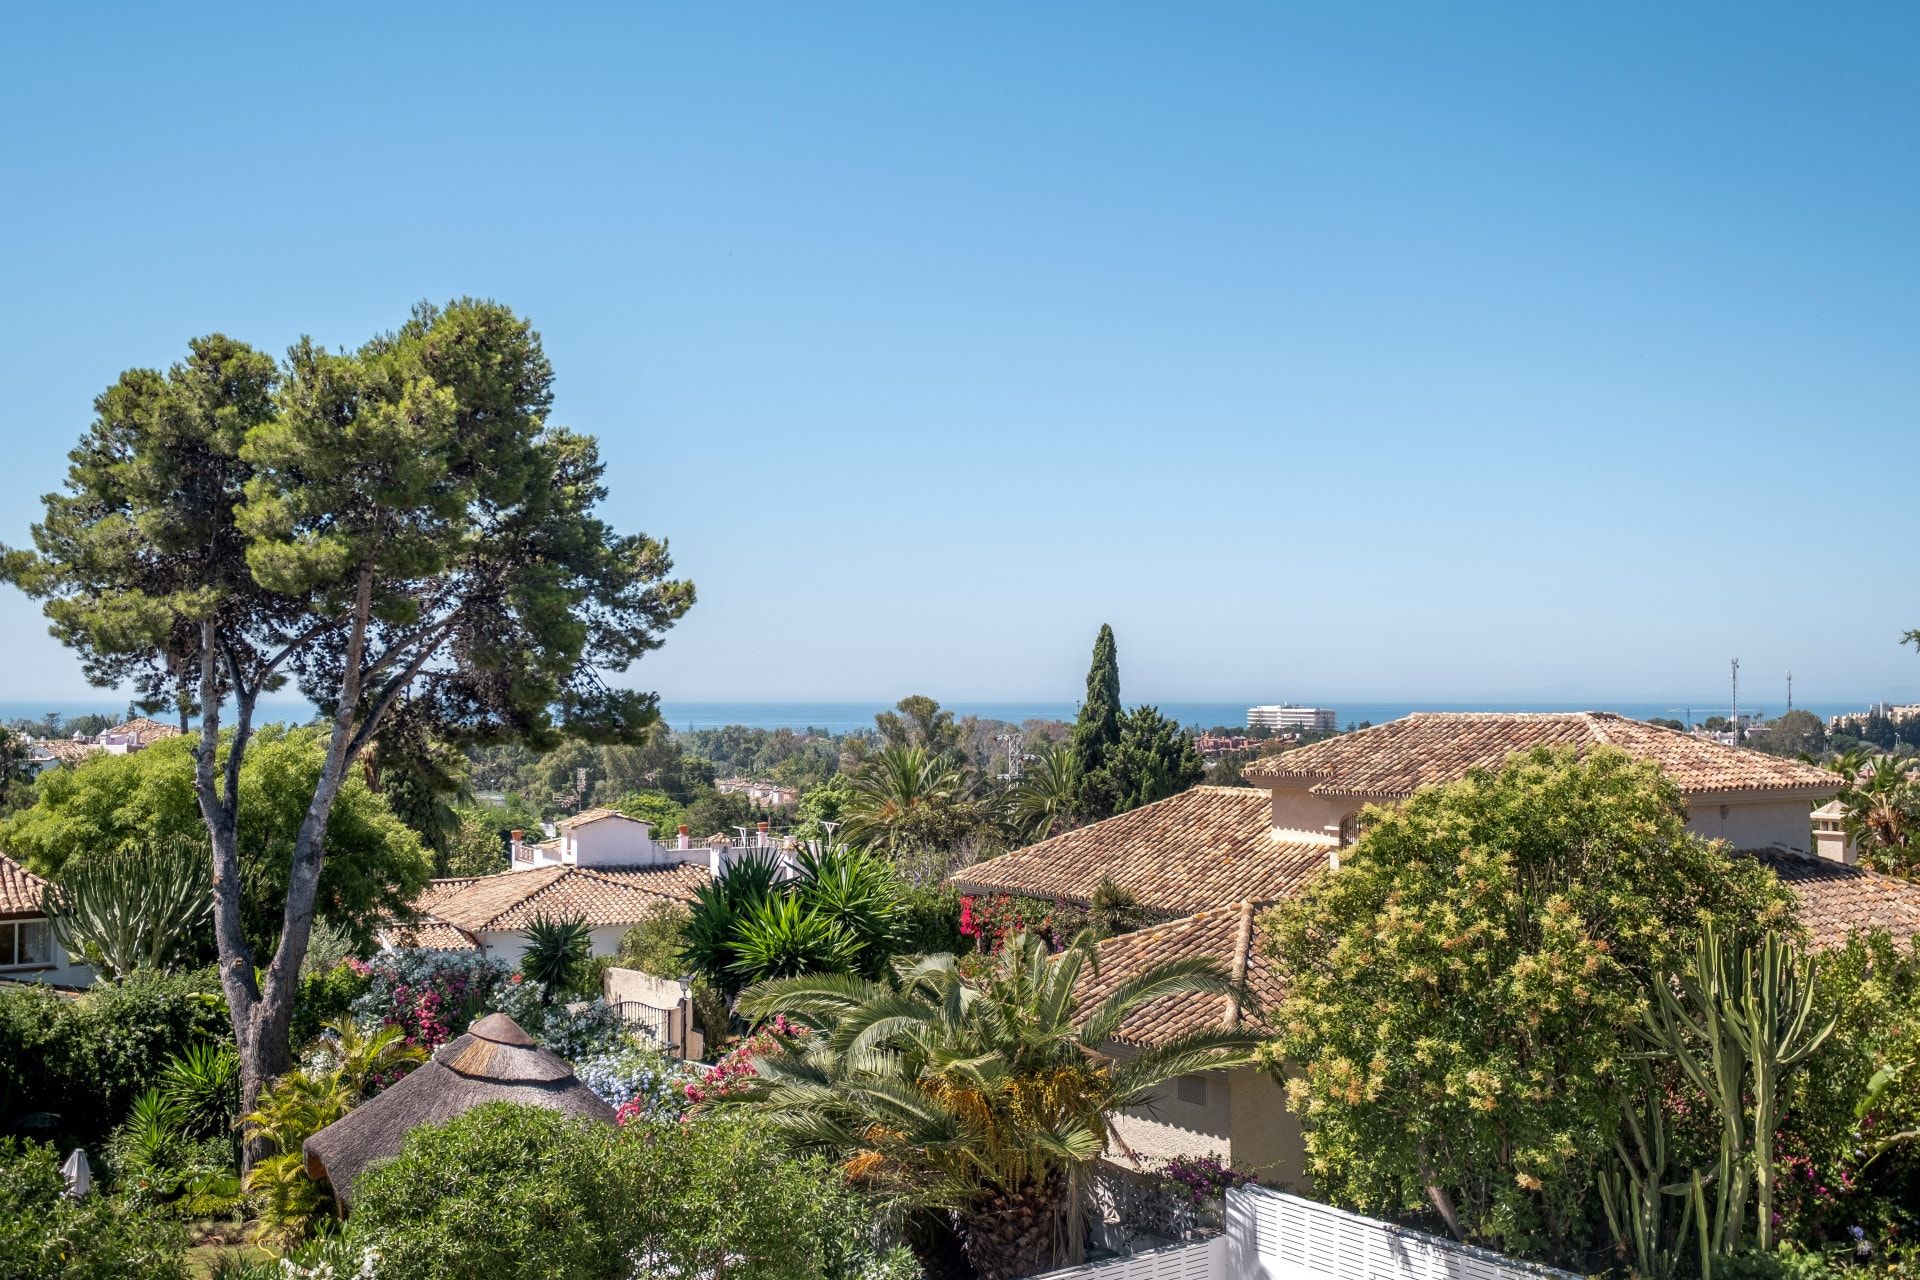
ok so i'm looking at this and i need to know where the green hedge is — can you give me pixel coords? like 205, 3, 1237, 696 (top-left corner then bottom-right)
0, 968, 228, 1143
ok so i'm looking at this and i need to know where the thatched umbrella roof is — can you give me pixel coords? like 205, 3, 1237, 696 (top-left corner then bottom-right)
303, 1012, 615, 1210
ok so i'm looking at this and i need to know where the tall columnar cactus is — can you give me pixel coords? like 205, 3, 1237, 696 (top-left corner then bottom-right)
1598, 1060, 1700, 1280
42, 840, 211, 978
1641, 921, 1835, 1257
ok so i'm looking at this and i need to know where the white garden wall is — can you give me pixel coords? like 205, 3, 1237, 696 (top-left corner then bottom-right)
1039, 1186, 1574, 1280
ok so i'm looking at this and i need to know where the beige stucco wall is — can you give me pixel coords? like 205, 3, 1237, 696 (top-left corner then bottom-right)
1267, 784, 1352, 841
1106, 1065, 1310, 1190
1110, 1071, 1232, 1165
478, 923, 627, 967
1683, 795, 1825, 854
1226, 1066, 1310, 1192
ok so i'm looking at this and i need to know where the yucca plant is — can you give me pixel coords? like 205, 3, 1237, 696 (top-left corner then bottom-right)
681, 851, 785, 996
730, 894, 861, 987
42, 839, 211, 978
521, 911, 593, 999
161, 1041, 241, 1143
732, 931, 1263, 1280
793, 842, 907, 973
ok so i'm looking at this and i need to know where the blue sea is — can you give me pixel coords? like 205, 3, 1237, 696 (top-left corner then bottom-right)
0, 696, 1870, 738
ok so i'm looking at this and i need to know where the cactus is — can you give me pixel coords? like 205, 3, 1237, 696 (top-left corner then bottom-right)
42, 839, 211, 978
1640, 921, 1835, 1258
1598, 1059, 1702, 1280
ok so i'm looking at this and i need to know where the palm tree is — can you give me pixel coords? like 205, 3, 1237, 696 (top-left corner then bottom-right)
1840, 755, 1919, 872
1009, 740, 1083, 841
730, 933, 1262, 1280
842, 744, 982, 855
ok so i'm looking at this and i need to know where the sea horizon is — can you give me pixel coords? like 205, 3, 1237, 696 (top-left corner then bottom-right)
0, 695, 1880, 738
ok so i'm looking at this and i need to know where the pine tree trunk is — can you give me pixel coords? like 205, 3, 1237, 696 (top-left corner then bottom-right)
958, 1172, 1066, 1280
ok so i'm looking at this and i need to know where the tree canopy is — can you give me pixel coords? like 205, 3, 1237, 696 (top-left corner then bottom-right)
1, 300, 690, 1135
1, 730, 430, 952
1262, 746, 1796, 1257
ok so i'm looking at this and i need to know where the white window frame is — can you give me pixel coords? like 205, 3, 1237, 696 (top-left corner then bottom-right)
0, 918, 56, 971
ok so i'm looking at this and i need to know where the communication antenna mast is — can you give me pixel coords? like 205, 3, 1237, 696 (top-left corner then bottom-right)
1730, 659, 1740, 744
1786, 670, 1793, 713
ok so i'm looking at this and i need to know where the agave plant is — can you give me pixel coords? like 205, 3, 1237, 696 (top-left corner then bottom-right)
521, 911, 593, 999
42, 839, 211, 978
731, 931, 1263, 1280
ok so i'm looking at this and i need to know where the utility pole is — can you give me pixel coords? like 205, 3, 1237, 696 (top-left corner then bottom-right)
1730, 659, 1741, 745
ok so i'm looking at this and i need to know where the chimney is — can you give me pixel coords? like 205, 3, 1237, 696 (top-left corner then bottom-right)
1810, 802, 1856, 865
677, 824, 691, 851
756, 820, 769, 848
509, 830, 524, 863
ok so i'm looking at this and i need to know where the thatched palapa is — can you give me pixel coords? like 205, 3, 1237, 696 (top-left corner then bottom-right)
303, 1012, 615, 1209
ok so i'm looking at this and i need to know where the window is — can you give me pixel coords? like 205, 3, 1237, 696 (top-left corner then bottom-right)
1175, 1075, 1209, 1107
0, 919, 54, 970
1337, 812, 1363, 848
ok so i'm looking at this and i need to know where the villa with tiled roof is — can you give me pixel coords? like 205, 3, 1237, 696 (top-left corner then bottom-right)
0, 852, 93, 987
1074, 903, 1304, 1180
390, 808, 797, 966
954, 711, 1912, 1187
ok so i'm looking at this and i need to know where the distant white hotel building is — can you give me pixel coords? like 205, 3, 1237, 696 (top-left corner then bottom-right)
1247, 704, 1337, 732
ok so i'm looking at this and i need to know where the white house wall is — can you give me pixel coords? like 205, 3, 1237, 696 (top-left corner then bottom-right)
476, 924, 628, 968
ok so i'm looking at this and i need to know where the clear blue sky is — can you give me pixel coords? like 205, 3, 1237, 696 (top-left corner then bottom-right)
2, 4, 1915, 706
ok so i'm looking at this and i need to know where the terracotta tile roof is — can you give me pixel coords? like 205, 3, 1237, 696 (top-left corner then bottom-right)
385, 919, 480, 951
1749, 851, 1920, 951
1244, 712, 1840, 798
951, 787, 1330, 917
104, 716, 183, 745
1074, 903, 1282, 1047
556, 807, 633, 830
0, 853, 49, 918
403, 862, 709, 939
29, 740, 106, 765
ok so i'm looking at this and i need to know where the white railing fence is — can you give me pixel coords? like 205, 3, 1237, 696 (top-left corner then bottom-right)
1037, 1185, 1576, 1280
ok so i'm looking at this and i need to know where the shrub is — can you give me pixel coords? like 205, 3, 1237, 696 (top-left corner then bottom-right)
573, 1041, 700, 1117
0, 1138, 189, 1280
346, 1104, 917, 1280
957, 892, 1085, 952
347, 1104, 626, 1280
898, 883, 964, 956
0, 967, 229, 1143
349, 949, 512, 1048
291, 960, 373, 1048
615, 901, 691, 977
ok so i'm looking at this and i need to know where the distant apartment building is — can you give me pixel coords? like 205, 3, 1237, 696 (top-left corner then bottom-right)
1247, 704, 1336, 732
1195, 732, 1259, 760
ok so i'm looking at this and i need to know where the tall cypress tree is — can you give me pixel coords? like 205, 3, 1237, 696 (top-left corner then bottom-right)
1072, 624, 1123, 818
